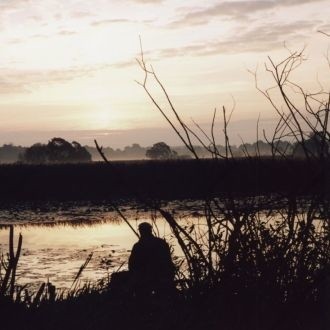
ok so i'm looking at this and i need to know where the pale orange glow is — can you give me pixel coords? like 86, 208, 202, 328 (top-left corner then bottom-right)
0, 0, 328, 146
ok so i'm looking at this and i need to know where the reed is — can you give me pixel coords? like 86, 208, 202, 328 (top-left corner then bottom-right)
0, 225, 22, 299
100, 39, 330, 328
1, 39, 330, 330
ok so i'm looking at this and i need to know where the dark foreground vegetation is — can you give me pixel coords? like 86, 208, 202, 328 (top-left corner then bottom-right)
1, 190, 330, 330
1, 42, 330, 330
0, 157, 328, 201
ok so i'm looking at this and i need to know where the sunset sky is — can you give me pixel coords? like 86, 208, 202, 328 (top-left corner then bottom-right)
0, 0, 329, 147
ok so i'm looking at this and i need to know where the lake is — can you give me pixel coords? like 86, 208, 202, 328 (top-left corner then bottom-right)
1, 198, 314, 293
0, 200, 193, 291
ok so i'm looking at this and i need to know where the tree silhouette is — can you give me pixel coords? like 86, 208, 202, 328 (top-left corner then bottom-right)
21, 143, 48, 163
21, 138, 91, 164
146, 142, 177, 160
293, 132, 330, 158
71, 141, 92, 162
47, 138, 74, 163
0, 144, 25, 163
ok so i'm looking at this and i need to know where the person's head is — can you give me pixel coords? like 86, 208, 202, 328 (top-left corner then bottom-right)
138, 222, 153, 237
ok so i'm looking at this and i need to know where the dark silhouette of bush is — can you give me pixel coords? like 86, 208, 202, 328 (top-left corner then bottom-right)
146, 142, 177, 160
20, 143, 48, 164
20, 138, 91, 164
293, 131, 330, 158
0, 144, 25, 163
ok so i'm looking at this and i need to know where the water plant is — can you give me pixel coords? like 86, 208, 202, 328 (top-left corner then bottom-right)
0, 35, 329, 329
96, 37, 330, 328
0, 225, 22, 301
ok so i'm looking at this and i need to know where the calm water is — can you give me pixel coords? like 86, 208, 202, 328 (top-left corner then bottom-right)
0, 201, 187, 291
0, 223, 137, 290
0, 200, 318, 292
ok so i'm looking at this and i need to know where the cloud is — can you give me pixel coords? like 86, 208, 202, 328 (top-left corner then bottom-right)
128, 0, 164, 3
91, 19, 132, 27
56, 30, 77, 36
317, 23, 330, 34
91, 18, 154, 27
157, 20, 317, 57
5, 30, 78, 45
112, 59, 136, 68
0, 0, 30, 11
70, 11, 94, 19
0, 66, 100, 94
0, 79, 28, 94
0, 59, 137, 94
170, 0, 326, 27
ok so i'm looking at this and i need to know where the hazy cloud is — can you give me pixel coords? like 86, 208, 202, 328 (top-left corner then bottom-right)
0, 79, 28, 94
129, 0, 164, 3
91, 19, 132, 26
0, 59, 137, 94
0, 118, 281, 148
317, 23, 330, 34
112, 59, 136, 68
91, 18, 154, 27
57, 30, 77, 36
0, 0, 30, 11
158, 20, 316, 57
70, 11, 94, 19
5, 30, 79, 45
170, 0, 326, 27
0, 65, 102, 94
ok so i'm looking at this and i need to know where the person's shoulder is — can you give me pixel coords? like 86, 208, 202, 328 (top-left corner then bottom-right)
153, 236, 169, 246
131, 241, 141, 250
153, 236, 165, 242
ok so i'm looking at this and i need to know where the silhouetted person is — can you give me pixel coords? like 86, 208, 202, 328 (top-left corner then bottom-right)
128, 222, 175, 297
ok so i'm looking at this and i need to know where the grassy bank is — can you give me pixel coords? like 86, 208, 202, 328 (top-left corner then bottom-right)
2, 284, 326, 330
1, 188, 330, 330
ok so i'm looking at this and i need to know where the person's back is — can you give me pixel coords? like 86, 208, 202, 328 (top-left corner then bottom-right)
128, 222, 175, 296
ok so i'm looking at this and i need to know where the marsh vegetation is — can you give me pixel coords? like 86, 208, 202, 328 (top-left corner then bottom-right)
1, 42, 330, 330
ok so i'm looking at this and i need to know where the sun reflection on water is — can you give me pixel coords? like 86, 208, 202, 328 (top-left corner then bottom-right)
0, 222, 138, 290
0, 200, 200, 290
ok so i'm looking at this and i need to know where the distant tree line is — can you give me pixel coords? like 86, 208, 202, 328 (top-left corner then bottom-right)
0, 144, 25, 163
86, 134, 329, 160
3, 138, 92, 164
0, 133, 327, 163
86, 141, 294, 161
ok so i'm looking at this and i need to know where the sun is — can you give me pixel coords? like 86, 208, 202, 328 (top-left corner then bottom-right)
92, 106, 114, 130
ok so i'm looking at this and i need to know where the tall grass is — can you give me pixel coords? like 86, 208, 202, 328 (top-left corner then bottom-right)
1, 39, 329, 329
106, 39, 330, 328
0, 225, 22, 301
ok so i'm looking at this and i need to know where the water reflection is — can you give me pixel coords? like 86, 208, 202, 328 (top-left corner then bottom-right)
0, 222, 138, 290
0, 200, 202, 290
0, 200, 202, 226
0, 218, 180, 291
